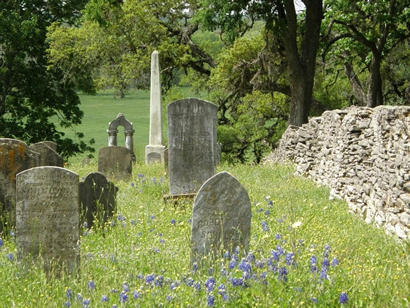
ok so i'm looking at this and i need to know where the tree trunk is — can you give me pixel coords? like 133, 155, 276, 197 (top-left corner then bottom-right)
344, 60, 367, 105
367, 53, 383, 107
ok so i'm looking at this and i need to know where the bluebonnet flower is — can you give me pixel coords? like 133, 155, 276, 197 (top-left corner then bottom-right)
145, 274, 155, 284
247, 252, 255, 263
7, 253, 13, 261
260, 272, 267, 280
123, 282, 129, 292
276, 245, 285, 255
255, 259, 265, 268
0, 238, 3, 248
66, 289, 72, 299
151, 215, 155, 220
9, 230, 14, 237
194, 282, 201, 291
170, 219, 176, 225
261, 221, 269, 232
88, 280, 95, 290
207, 295, 215, 307
271, 250, 280, 261
231, 278, 243, 286
311, 297, 318, 303
286, 252, 296, 266
310, 255, 317, 272
82, 298, 90, 307
133, 290, 140, 299
332, 257, 339, 267
224, 251, 230, 259
229, 259, 237, 270
264, 210, 270, 215
160, 238, 165, 244
152, 177, 157, 184
243, 271, 252, 280
155, 275, 164, 287
234, 246, 240, 255
112, 305, 117, 308
166, 295, 172, 301
278, 267, 288, 282
111, 289, 119, 293
64, 301, 71, 307
170, 282, 179, 290
257, 208, 264, 213
188, 218, 192, 223
192, 262, 198, 272
119, 291, 128, 303
153, 247, 160, 253
220, 268, 227, 276
205, 277, 215, 292
222, 294, 229, 301
324, 244, 331, 257
320, 267, 328, 280
185, 277, 194, 287
267, 200, 273, 206
77, 293, 83, 301
238, 259, 252, 274
322, 257, 330, 269
217, 284, 226, 295
277, 218, 284, 223
137, 273, 144, 279
275, 233, 281, 240
117, 214, 125, 222
339, 292, 348, 304
137, 173, 144, 178
130, 182, 135, 187
101, 295, 109, 302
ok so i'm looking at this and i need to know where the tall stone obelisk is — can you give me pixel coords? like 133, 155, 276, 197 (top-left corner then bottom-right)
145, 50, 166, 164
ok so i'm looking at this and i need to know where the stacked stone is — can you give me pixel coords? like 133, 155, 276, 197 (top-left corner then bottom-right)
266, 106, 409, 240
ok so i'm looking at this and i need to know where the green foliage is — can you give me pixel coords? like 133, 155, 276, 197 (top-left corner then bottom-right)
0, 0, 93, 158
0, 160, 408, 306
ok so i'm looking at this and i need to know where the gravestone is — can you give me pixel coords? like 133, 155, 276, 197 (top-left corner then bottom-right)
16, 167, 80, 274
29, 141, 63, 167
191, 171, 251, 263
0, 138, 39, 233
107, 113, 136, 161
79, 172, 118, 228
145, 50, 166, 164
167, 98, 217, 196
98, 146, 132, 181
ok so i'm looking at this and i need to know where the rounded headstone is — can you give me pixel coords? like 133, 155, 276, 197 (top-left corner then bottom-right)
191, 171, 251, 263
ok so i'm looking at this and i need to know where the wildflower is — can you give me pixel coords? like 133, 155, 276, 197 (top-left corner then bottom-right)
152, 177, 157, 184
234, 246, 240, 255
82, 299, 90, 307
238, 259, 252, 273
153, 275, 163, 287
261, 221, 269, 232
278, 267, 288, 282
229, 259, 237, 270
101, 295, 109, 302
88, 280, 95, 290
276, 245, 285, 255
170, 282, 179, 290
222, 294, 229, 301
66, 289, 72, 299
188, 218, 192, 223
119, 291, 128, 303
223, 251, 230, 259
310, 255, 317, 272
205, 277, 215, 292
220, 268, 227, 276
267, 200, 273, 206
324, 244, 331, 257
260, 272, 267, 280
111, 289, 119, 293
332, 257, 339, 267
151, 215, 155, 220
271, 250, 280, 262
257, 208, 264, 213
255, 260, 265, 268
133, 290, 140, 299
159, 238, 165, 244
207, 295, 215, 307
117, 214, 125, 222
137, 273, 144, 279
130, 182, 135, 187
166, 295, 172, 301
137, 173, 144, 178
285, 252, 296, 266
153, 247, 160, 253
7, 253, 13, 261
123, 282, 129, 292
64, 301, 71, 307
185, 277, 194, 287
217, 284, 226, 295
77, 293, 83, 301
339, 292, 348, 304
264, 195, 271, 201
247, 252, 255, 263
320, 267, 328, 280
311, 297, 318, 303
231, 278, 243, 286
0, 238, 3, 248
145, 274, 155, 284
170, 219, 176, 225
264, 210, 271, 215
192, 262, 198, 272
194, 282, 201, 291
275, 233, 281, 240
322, 257, 330, 269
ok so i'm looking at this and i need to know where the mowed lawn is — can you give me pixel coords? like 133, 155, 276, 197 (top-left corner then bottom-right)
65, 90, 152, 161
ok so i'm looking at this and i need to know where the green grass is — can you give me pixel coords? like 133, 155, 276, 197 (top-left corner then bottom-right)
0, 160, 408, 307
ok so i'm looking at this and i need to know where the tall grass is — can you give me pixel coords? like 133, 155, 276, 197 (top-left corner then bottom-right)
0, 159, 408, 307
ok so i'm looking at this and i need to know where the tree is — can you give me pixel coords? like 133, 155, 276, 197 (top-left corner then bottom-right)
0, 0, 93, 158
323, 0, 409, 107
199, 0, 323, 126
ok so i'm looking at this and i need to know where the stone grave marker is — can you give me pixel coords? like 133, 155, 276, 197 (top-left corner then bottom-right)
167, 98, 217, 196
0, 138, 39, 233
79, 172, 118, 228
29, 141, 63, 167
145, 50, 166, 164
16, 166, 80, 275
107, 113, 136, 161
191, 171, 251, 263
98, 146, 132, 181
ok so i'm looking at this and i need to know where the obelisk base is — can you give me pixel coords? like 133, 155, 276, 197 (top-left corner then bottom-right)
145, 145, 166, 164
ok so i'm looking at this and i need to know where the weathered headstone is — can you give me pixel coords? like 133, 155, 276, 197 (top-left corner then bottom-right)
107, 113, 136, 161
79, 172, 118, 228
191, 171, 251, 263
0, 138, 39, 233
16, 167, 80, 274
167, 98, 217, 196
29, 141, 63, 167
98, 146, 132, 181
145, 50, 166, 164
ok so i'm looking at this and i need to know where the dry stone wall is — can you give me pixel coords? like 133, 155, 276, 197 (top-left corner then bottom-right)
266, 106, 409, 240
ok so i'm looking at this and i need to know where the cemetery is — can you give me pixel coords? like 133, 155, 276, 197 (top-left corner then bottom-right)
0, 1, 409, 307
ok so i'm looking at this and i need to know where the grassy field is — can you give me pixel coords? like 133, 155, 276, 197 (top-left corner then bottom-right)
0, 159, 409, 307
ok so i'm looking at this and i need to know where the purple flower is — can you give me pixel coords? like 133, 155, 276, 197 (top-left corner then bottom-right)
123, 282, 129, 292
130, 182, 135, 187
151, 215, 155, 220
339, 292, 348, 304
264, 210, 271, 215
133, 290, 140, 299
217, 284, 226, 295
247, 252, 255, 263
311, 297, 318, 303
155, 275, 164, 287
324, 244, 331, 257
117, 214, 125, 222
275, 233, 281, 240
310, 255, 317, 272
0, 238, 3, 247
166, 295, 172, 301
238, 259, 252, 273
320, 267, 328, 280
207, 295, 214, 307
285, 253, 295, 266
271, 250, 280, 261
192, 262, 198, 272
332, 257, 339, 267
66, 289, 72, 299
231, 278, 243, 286
88, 280, 95, 290
322, 257, 330, 268
194, 282, 201, 291
170, 282, 178, 290
185, 277, 194, 287
137, 173, 144, 178
224, 251, 230, 259
229, 259, 237, 270
77, 293, 83, 301
119, 291, 128, 303
170, 219, 176, 225
261, 221, 269, 232
7, 253, 13, 261
64, 301, 71, 307
82, 298, 90, 307
278, 267, 288, 282
145, 274, 155, 284
101, 295, 109, 302
205, 277, 215, 292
